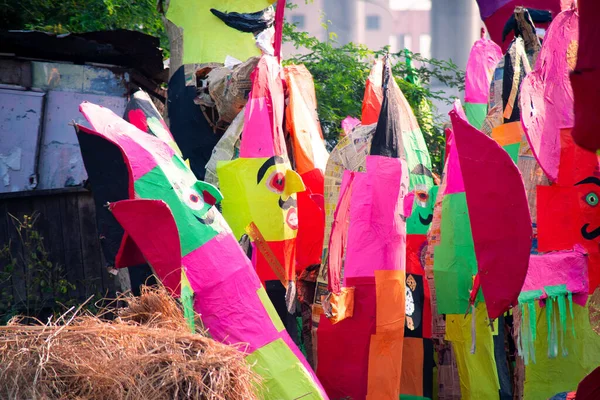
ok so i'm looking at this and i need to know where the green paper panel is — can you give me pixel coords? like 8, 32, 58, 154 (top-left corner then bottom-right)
434, 193, 480, 314
180, 284, 195, 332
400, 395, 431, 400
134, 156, 221, 256
524, 301, 600, 399
405, 127, 435, 235
257, 287, 285, 332
446, 303, 500, 400
502, 143, 520, 164
246, 338, 322, 399
407, 182, 437, 235
464, 102, 488, 130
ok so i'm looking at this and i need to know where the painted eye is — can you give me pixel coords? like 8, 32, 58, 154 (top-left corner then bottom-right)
415, 190, 429, 207
416, 191, 429, 202
183, 188, 205, 210
585, 192, 599, 207
266, 171, 285, 194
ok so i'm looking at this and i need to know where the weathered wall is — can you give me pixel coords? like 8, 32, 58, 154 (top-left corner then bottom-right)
0, 59, 128, 194
0, 189, 121, 314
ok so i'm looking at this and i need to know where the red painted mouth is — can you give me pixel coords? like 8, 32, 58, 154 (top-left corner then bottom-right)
286, 207, 298, 230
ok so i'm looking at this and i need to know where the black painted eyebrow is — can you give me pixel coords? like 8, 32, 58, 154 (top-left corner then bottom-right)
575, 176, 600, 186
256, 155, 284, 184
411, 163, 434, 179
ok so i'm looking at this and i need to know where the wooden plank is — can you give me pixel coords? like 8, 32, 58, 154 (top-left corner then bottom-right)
59, 193, 86, 300
0, 200, 14, 314
34, 195, 69, 303
3, 197, 33, 312
77, 192, 111, 298
0, 59, 32, 87
0, 187, 88, 201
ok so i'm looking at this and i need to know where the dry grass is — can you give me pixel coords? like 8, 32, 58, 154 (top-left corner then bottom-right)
0, 286, 260, 400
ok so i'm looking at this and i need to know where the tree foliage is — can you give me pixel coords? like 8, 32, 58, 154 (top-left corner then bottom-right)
0, 0, 169, 56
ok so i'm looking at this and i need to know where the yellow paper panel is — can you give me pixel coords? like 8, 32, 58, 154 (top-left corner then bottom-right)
445, 303, 500, 400
166, 0, 276, 64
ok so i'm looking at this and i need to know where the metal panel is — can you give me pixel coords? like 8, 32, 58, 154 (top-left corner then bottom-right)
31, 62, 127, 96
37, 91, 126, 190
0, 89, 45, 193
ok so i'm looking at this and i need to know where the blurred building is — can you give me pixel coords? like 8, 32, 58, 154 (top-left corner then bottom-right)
283, 0, 432, 58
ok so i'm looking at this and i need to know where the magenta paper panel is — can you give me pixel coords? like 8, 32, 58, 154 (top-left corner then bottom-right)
79, 102, 174, 179
443, 130, 465, 195
520, 9, 579, 183
404, 192, 415, 217
342, 116, 361, 135
465, 37, 503, 104
183, 233, 282, 353
450, 100, 532, 319
344, 155, 408, 281
523, 245, 589, 306
239, 55, 286, 158
239, 97, 275, 158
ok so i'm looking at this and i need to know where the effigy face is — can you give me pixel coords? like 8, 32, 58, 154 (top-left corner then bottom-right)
134, 155, 228, 251
217, 155, 304, 242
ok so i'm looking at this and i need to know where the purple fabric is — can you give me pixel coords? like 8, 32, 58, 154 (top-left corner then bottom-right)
476, 0, 513, 20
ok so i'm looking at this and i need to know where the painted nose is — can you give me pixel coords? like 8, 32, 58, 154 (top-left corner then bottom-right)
283, 169, 305, 197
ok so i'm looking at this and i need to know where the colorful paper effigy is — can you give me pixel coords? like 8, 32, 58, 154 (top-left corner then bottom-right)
432, 133, 496, 399
477, 8, 600, 399
216, 56, 305, 321
284, 64, 329, 270
317, 57, 409, 400
435, 100, 532, 320
358, 58, 436, 240
163, 0, 279, 181
429, 100, 531, 400
310, 59, 436, 399
464, 34, 503, 129
475, 0, 566, 52
76, 102, 327, 400
520, 9, 600, 293
311, 123, 375, 354
455, 100, 533, 314
435, 36, 511, 400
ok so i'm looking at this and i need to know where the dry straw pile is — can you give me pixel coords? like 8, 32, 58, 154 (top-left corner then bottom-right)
0, 286, 260, 399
